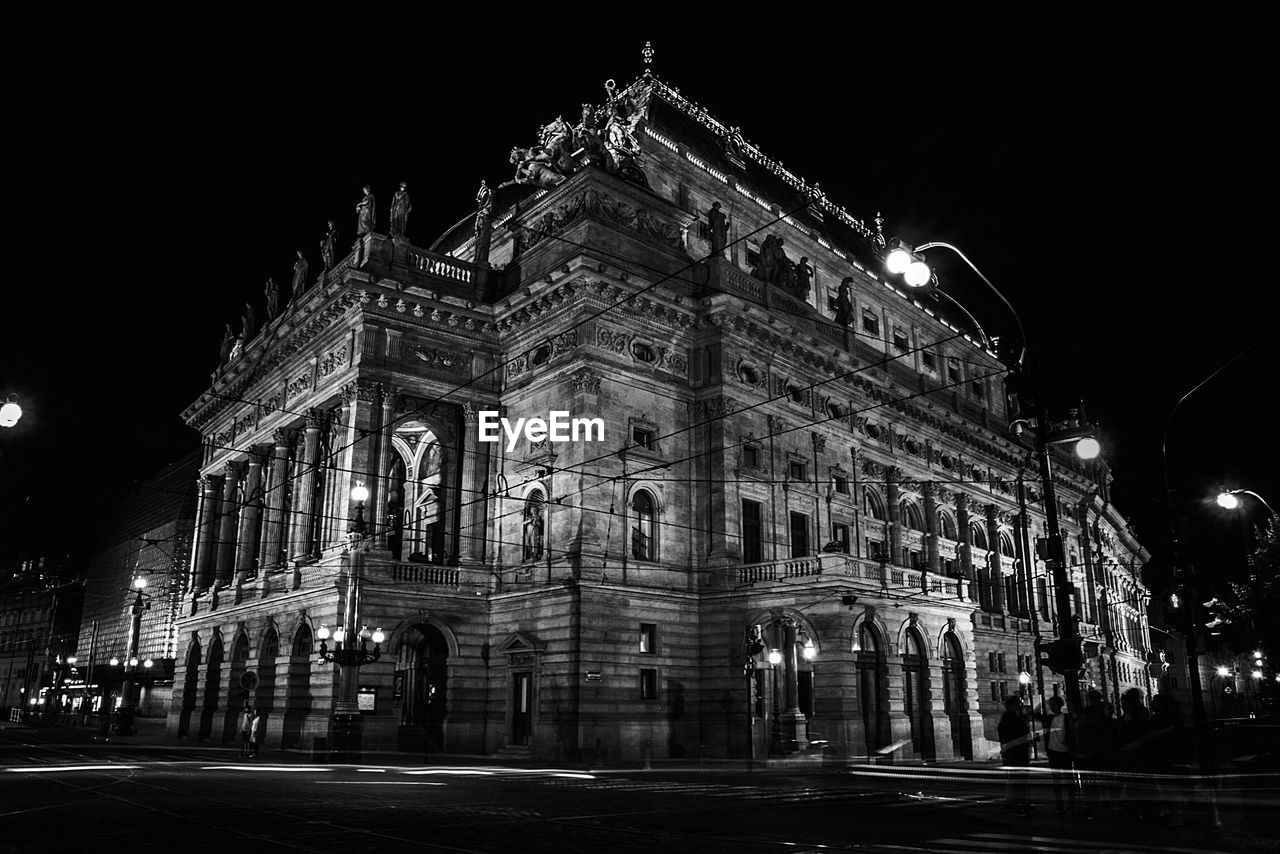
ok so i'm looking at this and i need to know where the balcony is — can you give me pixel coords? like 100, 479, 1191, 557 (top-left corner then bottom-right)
734, 553, 965, 603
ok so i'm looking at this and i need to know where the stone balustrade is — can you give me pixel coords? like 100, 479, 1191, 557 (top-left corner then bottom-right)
734, 553, 965, 601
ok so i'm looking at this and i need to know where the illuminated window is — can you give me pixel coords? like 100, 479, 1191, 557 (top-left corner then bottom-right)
639, 624, 657, 654
631, 490, 658, 561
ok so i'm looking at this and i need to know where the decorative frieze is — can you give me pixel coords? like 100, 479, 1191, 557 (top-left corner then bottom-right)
569, 367, 602, 395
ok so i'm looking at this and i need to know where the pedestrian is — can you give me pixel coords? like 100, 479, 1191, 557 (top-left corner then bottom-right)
998, 695, 1032, 814
249, 707, 262, 758
239, 704, 253, 758
1043, 696, 1076, 813
1072, 689, 1118, 813
1149, 692, 1188, 825
1117, 688, 1152, 815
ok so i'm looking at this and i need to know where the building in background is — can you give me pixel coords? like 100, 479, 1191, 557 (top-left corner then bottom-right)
167, 64, 1154, 761
0, 556, 81, 718
73, 452, 198, 719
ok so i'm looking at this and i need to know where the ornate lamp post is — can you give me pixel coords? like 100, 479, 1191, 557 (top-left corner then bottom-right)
885, 240, 1098, 713
317, 484, 385, 762
116, 576, 150, 736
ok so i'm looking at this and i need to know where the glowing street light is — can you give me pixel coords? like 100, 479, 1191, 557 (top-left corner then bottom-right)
0, 395, 22, 428
1075, 437, 1102, 461
767, 649, 783, 666
1216, 487, 1277, 518
1217, 665, 1231, 677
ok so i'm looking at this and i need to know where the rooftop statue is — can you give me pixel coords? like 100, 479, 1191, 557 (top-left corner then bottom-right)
265, 278, 280, 321
241, 301, 257, 341
390, 182, 412, 238
506, 146, 565, 189
320, 220, 338, 270
474, 180, 493, 237
219, 323, 235, 364
752, 234, 794, 290
575, 102, 607, 168
291, 251, 308, 298
356, 185, 376, 235
539, 116, 578, 175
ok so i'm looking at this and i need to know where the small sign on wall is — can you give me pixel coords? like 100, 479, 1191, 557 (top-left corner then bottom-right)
584, 671, 603, 682
358, 686, 377, 713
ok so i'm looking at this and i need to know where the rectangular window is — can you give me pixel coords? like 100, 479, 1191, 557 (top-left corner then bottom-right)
922, 350, 937, 371
1000, 681, 1008, 700
970, 379, 984, 398
832, 523, 849, 554
997, 652, 1007, 673
632, 427, 655, 450
943, 558, 956, 576
743, 445, 760, 468
790, 512, 810, 558
742, 499, 763, 564
639, 623, 656, 654
991, 681, 1000, 702
834, 474, 848, 494
861, 310, 879, 335
893, 327, 909, 352
868, 539, 885, 559
988, 651, 997, 673
789, 460, 806, 482
640, 668, 658, 700
947, 358, 961, 383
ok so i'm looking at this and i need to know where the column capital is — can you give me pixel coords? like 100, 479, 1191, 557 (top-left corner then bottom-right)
379, 384, 400, 409
246, 444, 271, 465
200, 472, 224, 490
462, 400, 480, 424
272, 427, 295, 449
305, 408, 326, 431
223, 460, 246, 481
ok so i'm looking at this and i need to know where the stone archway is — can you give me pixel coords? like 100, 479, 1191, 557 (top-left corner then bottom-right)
941, 632, 971, 759
902, 628, 935, 761
198, 634, 223, 741
222, 631, 250, 743
177, 637, 201, 738
281, 624, 313, 750
394, 623, 450, 752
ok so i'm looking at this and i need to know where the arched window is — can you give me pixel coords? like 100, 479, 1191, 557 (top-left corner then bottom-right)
999, 532, 1017, 558
522, 489, 546, 562
864, 488, 887, 521
231, 632, 249, 664
292, 624, 312, 658
902, 629, 932, 759
938, 511, 958, 540
900, 500, 924, 531
260, 627, 279, 661
969, 521, 988, 550
631, 489, 657, 561
941, 634, 964, 715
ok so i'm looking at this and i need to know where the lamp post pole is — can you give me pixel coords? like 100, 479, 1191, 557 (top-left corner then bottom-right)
117, 579, 148, 736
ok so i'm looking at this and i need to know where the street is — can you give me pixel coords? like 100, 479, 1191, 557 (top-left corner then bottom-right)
1, 729, 1276, 853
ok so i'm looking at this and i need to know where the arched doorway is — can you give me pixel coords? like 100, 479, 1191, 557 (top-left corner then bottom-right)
941, 633, 971, 759
395, 624, 449, 751
282, 625, 312, 750
198, 634, 223, 741
902, 629, 934, 761
177, 637, 201, 738
257, 626, 280, 739
857, 623, 888, 757
223, 632, 250, 742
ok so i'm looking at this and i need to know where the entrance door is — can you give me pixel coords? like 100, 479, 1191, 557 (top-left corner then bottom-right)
511, 671, 533, 747
902, 630, 934, 761
941, 633, 971, 759
396, 624, 449, 751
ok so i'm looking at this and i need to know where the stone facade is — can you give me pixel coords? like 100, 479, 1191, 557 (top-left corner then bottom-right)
167, 71, 1154, 762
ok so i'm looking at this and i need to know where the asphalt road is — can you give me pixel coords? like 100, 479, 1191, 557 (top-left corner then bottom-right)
1, 730, 1276, 854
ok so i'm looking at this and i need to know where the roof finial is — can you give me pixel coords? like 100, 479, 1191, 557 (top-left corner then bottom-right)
642, 41, 654, 68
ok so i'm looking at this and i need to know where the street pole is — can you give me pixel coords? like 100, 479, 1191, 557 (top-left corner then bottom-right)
331, 537, 365, 763
83, 619, 98, 725
1033, 380, 1084, 714
1016, 474, 1047, 709
117, 589, 145, 736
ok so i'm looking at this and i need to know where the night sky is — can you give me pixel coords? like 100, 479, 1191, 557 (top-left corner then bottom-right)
2, 29, 1273, 597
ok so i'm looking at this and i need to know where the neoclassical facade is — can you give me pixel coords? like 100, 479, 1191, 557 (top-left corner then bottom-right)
167, 67, 1154, 762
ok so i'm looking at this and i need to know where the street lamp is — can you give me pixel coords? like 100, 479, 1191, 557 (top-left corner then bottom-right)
116, 576, 151, 736
319, 485, 381, 762
1216, 487, 1277, 518
884, 238, 1093, 714
0, 395, 22, 428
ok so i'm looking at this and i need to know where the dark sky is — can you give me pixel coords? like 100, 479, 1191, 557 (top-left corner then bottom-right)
2, 29, 1274, 592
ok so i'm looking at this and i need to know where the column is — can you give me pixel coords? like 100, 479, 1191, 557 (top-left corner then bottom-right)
373, 391, 396, 549
214, 462, 243, 589
290, 410, 324, 559
956, 494, 972, 582
886, 467, 902, 565
460, 401, 489, 563
235, 449, 266, 582
337, 381, 379, 544
192, 474, 221, 593
924, 483, 940, 574
259, 429, 292, 571
776, 618, 807, 749
986, 505, 1005, 613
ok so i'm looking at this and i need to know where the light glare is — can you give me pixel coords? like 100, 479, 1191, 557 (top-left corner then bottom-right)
904, 260, 932, 288
351, 484, 370, 503
0, 401, 21, 427
886, 248, 912, 274
1075, 437, 1101, 460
